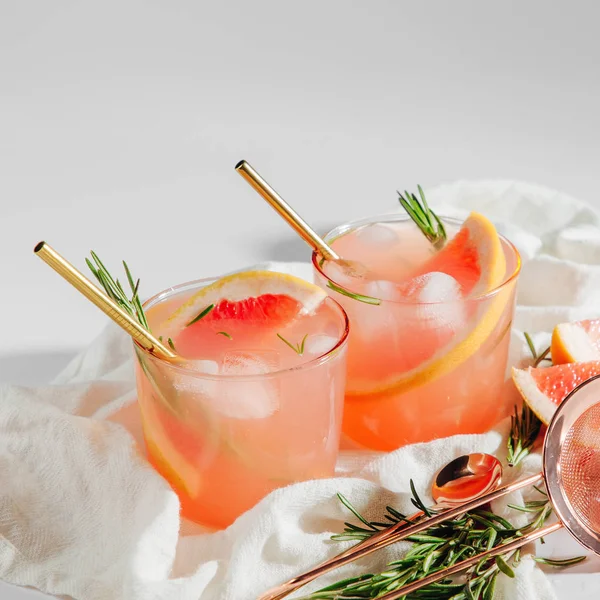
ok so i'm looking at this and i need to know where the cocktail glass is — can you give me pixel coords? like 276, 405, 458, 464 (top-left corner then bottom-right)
134, 277, 349, 529
312, 214, 521, 451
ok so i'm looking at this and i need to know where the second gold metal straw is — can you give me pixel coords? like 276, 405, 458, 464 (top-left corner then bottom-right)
34, 241, 177, 361
235, 160, 340, 262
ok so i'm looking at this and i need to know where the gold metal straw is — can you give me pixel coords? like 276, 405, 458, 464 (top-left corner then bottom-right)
235, 160, 340, 262
34, 241, 177, 361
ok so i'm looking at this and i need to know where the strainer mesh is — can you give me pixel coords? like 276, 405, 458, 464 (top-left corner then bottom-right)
560, 403, 600, 533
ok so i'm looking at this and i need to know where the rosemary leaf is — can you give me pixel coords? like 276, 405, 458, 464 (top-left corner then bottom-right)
122, 260, 136, 295
533, 556, 586, 567
299, 333, 308, 355
336, 493, 378, 531
533, 347, 551, 367
187, 304, 214, 327
482, 572, 498, 600
524, 331, 537, 359
495, 556, 515, 578
410, 479, 432, 517
326, 280, 382, 305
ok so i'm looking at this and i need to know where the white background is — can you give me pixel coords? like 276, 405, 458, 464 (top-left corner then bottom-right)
1, 1, 599, 598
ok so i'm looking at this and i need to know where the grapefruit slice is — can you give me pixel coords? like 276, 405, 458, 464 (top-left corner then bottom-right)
512, 361, 600, 425
140, 381, 209, 498
413, 212, 506, 296
347, 212, 511, 396
160, 270, 326, 340
142, 406, 203, 498
551, 319, 600, 364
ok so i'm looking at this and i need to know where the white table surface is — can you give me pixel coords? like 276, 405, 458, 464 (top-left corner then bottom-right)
1, 1, 599, 598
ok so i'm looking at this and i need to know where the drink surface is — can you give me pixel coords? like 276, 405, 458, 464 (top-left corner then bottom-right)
315, 216, 520, 451
149, 287, 343, 372
134, 278, 347, 529
330, 220, 443, 285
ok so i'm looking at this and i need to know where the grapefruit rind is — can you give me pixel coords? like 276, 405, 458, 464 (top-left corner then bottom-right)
465, 212, 506, 294
511, 367, 557, 426
347, 212, 511, 397
141, 401, 203, 498
162, 270, 326, 337
551, 321, 600, 365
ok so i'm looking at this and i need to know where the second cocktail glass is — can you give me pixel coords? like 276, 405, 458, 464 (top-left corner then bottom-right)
313, 214, 521, 451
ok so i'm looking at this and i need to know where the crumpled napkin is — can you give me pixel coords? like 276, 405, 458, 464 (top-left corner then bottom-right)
2, 180, 600, 600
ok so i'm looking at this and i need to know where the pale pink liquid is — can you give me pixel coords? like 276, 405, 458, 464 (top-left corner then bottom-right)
135, 282, 348, 528
313, 217, 520, 451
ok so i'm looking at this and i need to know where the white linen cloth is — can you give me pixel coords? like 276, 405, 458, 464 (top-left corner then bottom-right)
2, 181, 600, 600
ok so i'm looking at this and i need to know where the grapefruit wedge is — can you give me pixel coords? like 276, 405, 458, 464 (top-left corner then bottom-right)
512, 361, 600, 425
551, 319, 600, 364
347, 212, 512, 397
160, 270, 327, 342
413, 211, 507, 295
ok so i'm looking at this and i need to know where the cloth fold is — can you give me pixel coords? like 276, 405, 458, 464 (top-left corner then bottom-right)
2, 180, 599, 599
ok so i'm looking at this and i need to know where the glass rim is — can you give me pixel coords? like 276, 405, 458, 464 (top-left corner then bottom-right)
311, 213, 522, 305
135, 274, 350, 380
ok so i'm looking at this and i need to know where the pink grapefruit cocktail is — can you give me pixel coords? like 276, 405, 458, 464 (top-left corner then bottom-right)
313, 213, 521, 451
134, 271, 349, 528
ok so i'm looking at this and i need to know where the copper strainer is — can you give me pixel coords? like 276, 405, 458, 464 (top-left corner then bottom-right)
262, 375, 600, 600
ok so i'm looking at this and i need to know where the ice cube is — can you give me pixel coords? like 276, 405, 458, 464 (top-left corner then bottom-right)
365, 279, 405, 302
172, 359, 219, 396
364, 272, 464, 304
216, 351, 280, 419
191, 359, 219, 375
303, 334, 338, 358
354, 223, 398, 247
413, 272, 462, 303
221, 350, 280, 375
324, 260, 365, 289
411, 272, 466, 330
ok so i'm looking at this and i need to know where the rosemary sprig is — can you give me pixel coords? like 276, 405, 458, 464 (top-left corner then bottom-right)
506, 332, 548, 467
302, 484, 584, 600
397, 185, 447, 249
86, 253, 222, 342
217, 331, 232, 339
86, 251, 149, 330
523, 332, 551, 368
507, 404, 542, 467
85, 253, 231, 416
277, 333, 308, 355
